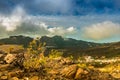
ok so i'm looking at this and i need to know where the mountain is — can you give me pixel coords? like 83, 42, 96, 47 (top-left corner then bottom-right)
39, 36, 120, 57
0, 35, 102, 49
40, 35, 102, 49
0, 35, 119, 58
0, 35, 33, 47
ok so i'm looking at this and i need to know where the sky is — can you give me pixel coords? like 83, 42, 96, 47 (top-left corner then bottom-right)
0, 0, 120, 43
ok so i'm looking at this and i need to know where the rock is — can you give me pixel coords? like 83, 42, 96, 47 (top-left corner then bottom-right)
23, 77, 29, 80
7, 72, 17, 79
0, 53, 6, 61
4, 54, 16, 64
60, 58, 73, 65
61, 65, 78, 78
7, 70, 24, 78
0, 61, 4, 64
0, 64, 10, 71
0, 72, 3, 77
74, 68, 84, 79
30, 76, 39, 80
111, 72, 120, 79
3, 71, 8, 76
84, 70, 115, 80
1, 76, 8, 80
84, 70, 89, 74
0, 54, 3, 58
13, 53, 24, 68
48, 70, 59, 75
10, 77, 19, 80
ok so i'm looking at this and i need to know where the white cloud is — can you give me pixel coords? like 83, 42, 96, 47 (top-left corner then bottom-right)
48, 26, 75, 36
0, 6, 25, 31
0, 6, 76, 38
82, 21, 120, 40
67, 27, 75, 32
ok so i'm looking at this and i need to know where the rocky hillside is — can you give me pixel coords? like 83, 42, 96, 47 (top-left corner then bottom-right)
62, 41, 120, 58
0, 39, 120, 80
0, 50, 120, 80
0, 35, 119, 58
40, 35, 102, 49
0, 35, 102, 49
0, 35, 33, 47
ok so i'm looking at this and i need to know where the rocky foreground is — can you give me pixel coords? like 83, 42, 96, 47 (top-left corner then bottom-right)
0, 50, 120, 80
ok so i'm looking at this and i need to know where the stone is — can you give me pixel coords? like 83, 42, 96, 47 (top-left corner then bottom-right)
60, 58, 73, 65
30, 76, 39, 80
7, 70, 23, 78
7, 72, 17, 78
11, 77, 19, 80
0, 72, 3, 77
13, 53, 24, 68
0, 53, 6, 61
48, 70, 59, 75
61, 65, 78, 78
0, 54, 3, 58
111, 72, 120, 79
4, 54, 16, 64
74, 68, 84, 79
23, 77, 29, 80
1, 76, 8, 80
3, 71, 8, 76
84, 70, 89, 74
0, 61, 4, 64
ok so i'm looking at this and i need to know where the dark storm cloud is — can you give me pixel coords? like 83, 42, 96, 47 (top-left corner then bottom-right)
0, 0, 120, 15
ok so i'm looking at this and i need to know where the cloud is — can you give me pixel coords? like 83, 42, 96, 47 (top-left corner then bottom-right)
48, 26, 76, 36
82, 21, 120, 40
16, 0, 73, 15
1, 0, 120, 15
0, 6, 25, 31
0, 6, 76, 38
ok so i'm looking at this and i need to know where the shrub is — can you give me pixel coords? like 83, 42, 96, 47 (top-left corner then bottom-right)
49, 49, 63, 58
23, 58, 41, 70
23, 57, 46, 70
77, 63, 87, 69
68, 55, 74, 60
91, 62, 107, 68
23, 38, 46, 71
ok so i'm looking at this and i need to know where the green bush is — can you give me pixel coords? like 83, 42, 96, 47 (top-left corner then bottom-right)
91, 62, 108, 68
49, 49, 63, 58
23, 39, 46, 71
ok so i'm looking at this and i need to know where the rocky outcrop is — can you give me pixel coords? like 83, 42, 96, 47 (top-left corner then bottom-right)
74, 68, 88, 79
61, 65, 78, 78
4, 54, 16, 64
0, 52, 119, 80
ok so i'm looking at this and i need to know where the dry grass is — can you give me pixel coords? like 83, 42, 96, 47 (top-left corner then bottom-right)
0, 45, 23, 53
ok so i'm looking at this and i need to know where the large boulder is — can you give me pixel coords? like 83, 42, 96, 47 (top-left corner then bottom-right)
10, 77, 19, 80
30, 76, 39, 80
61, 65, 78, 78
4, 54, 16, 64
0, 76, 8, 80
3, 52, 25, 68
0, 50, 7, 62
13, 53, 24, 68
74, 68, 88, 79
0, 54, 4, 61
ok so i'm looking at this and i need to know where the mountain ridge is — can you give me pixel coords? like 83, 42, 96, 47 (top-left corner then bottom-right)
0, 35, 119, 58
0, 35, 103, 49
